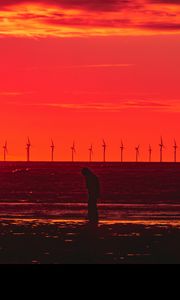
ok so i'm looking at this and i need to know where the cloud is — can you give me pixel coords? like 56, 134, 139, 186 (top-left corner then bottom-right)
0, 0, 131, 11
20, 100, 174, 112
63, 64, 133, 68
0, 0, 180, 37
139, 22, 180, 30
150, 1, 180, 4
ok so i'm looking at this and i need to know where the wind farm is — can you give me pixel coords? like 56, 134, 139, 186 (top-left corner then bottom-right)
0, 137, 178, 162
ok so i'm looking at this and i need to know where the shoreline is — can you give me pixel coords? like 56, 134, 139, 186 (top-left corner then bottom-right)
1, 217, 180, 227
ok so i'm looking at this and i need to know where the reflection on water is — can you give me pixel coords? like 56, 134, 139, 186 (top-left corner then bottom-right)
1, 202, 180, 227
1, 216, 180, 263
1, 216, 180, 229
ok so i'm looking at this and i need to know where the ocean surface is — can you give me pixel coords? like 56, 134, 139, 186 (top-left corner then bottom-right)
0, 162, 180, 224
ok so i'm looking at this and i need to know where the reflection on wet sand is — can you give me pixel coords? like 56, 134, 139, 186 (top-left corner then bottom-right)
0, 217, 180, 264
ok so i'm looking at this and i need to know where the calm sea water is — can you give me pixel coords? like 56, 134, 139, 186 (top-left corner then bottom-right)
0, 162, 180, 222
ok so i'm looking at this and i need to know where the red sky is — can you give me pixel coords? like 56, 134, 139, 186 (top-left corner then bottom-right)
0, 0, 180, 162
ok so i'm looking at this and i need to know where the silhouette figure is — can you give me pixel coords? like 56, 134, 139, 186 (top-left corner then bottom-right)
82, 168, 100, 223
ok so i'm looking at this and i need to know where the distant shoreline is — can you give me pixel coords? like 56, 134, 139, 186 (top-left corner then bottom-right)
0, 161, 180, 165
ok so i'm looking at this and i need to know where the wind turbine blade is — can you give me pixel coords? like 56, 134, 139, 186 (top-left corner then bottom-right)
73, 142, 76, 153
27, 137, 31, 147
161, 137, 164, 146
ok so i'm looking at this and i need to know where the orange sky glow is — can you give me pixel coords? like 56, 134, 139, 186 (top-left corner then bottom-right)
0, 0, 180, 162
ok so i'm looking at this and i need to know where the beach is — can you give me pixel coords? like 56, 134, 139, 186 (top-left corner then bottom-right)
0, 162, 180, 264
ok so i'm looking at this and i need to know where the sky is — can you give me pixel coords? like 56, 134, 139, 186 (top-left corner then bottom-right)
0, 0, 180, 162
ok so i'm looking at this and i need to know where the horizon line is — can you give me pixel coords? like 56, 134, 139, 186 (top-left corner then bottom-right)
0, 161, 179, 164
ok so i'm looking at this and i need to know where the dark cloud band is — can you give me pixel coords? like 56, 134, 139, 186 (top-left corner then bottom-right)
0, 0, 130, 11
0, 0, 180, 37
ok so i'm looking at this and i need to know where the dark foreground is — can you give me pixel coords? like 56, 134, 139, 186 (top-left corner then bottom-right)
1, 218, 180, 264
0, 162, 180, 264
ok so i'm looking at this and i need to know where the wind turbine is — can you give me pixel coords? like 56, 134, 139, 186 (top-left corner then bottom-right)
120, 140, 124, 162
89, 144, 93, 162
173, 139, 178, 163
102, 139, 107, 162
159, 137, 165, 163
3, 141, 8, 162
26, 137, 31, 162
149, 145, 152, 162
135, 145, 140, 162
71, 141, 76, 162
51, 139, 55, 162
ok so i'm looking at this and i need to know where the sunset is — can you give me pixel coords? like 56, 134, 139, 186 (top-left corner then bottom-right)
0, 0, 179, 161
0, 1, 180, 264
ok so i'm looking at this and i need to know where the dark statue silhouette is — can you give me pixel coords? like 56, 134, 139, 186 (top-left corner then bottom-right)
82, 168, 100, 223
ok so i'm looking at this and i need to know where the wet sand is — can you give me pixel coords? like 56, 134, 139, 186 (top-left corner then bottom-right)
0, 218, 180, 264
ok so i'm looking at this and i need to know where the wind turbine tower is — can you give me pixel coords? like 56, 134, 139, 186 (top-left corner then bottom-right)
149, 145, 152, 162
51, 140, 55, 162
71, 141, 76, 162
120, 140, 124, 162
159, 137, 165, 163
102, 140, 106, 162
3, 141, 8, 162
26, 137, 31, 162
135, 145, 140, 162
89, 144, 93, 162
173, 139, 178, 163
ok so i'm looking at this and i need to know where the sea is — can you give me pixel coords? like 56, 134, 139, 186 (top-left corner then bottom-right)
0, 162, 180, 224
